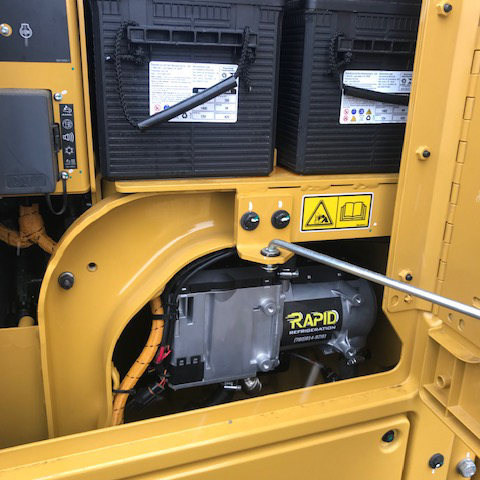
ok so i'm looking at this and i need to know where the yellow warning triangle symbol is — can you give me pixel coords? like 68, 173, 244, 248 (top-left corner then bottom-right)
366, 109, 372, 114
306, 200, 334, 227
351, 116, 356, 122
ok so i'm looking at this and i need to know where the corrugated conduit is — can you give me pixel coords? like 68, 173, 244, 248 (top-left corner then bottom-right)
0, 204, 56, 254
111, 296, 164, 425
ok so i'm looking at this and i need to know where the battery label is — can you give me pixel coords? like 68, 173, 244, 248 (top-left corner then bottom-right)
339, 70, 412, 125
281, 298, 343, 349
149, 61, 238, 123
59, 104, 77, 169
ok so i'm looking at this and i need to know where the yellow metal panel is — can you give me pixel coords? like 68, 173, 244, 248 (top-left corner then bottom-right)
0, 326, 48, 448
37, 192, 236, 437
385, 0, 480, 315
0, 0, 92, 194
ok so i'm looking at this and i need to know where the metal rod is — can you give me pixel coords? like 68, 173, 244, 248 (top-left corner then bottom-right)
267, 239, 480, 320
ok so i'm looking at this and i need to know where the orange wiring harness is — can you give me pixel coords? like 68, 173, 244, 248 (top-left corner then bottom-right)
111, 296, 165, 426
0, 204, 56, 254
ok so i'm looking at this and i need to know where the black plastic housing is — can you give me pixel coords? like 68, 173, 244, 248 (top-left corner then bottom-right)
0, 89, 58, 195
90, 0, 284, 180
276, 0, 422, 175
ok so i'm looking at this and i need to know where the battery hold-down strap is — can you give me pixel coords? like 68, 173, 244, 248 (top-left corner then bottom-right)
114, 22, 255, 131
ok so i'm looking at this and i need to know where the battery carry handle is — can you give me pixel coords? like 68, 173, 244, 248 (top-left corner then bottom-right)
137, 75, 237, 131
342, 84, 410, 107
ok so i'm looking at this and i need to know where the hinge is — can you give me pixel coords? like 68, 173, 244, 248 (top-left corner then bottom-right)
435, 49, 480, 298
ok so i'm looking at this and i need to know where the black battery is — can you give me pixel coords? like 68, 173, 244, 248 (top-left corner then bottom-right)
276, 0, 422, 175
88, 0, 284, 180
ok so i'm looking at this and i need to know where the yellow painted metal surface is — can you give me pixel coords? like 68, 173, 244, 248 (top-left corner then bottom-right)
0, 326, 47, 449
1, 0, 480, 478
0, 0, 93, 194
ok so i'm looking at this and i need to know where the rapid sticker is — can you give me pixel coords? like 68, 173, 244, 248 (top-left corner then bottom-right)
301, 193, 373, 232
340, 70, 412, 125
149, 61, 238, 123
282, 298, 342, 348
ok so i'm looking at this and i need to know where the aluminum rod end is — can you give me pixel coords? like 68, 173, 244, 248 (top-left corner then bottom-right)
261, 245, 281, 257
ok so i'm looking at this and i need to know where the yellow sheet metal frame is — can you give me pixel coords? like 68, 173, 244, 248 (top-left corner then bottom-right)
1, 0, 480, 478
37, 170, 396, 439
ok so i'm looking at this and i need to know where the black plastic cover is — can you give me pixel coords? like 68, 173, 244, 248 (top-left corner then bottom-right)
0, 89, 58, 194
276, 0, 421, 174
89, 0, 284, 180
0, 0, 70, 63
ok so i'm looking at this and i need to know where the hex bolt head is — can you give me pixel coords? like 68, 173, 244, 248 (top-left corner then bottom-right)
429, 453, 445, 469
382, 430, 395, 443
443, 3, 453, 13
58, 272, 75, 290
53, 93, 63, 102
457, 458, 477, 478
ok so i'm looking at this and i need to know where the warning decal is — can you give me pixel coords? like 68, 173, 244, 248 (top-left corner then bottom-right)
339, 70, 412, 125
301, 193, 373, 232
149, 61, 238, 123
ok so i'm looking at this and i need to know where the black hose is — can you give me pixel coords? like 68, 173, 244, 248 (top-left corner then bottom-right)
204, 384, 236, 407
288, 352, 339, 383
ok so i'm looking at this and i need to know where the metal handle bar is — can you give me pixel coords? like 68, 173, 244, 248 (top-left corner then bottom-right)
265, 239, 480, 320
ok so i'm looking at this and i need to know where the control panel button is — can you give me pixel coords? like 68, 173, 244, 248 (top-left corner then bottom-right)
240, 211, 260, 231
271, 210, 291, 229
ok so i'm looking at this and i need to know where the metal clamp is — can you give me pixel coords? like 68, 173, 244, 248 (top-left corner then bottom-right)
264, 240, 480, 320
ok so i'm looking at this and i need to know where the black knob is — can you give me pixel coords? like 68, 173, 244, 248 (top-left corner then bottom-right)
58, 272, 75, 290
429, 453, 445, 469
240, 211, 260, 231
382, 430, 395, 443
271, 210, 291, 229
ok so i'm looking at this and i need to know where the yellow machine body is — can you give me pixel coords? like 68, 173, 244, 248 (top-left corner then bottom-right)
0, 0, 480, 478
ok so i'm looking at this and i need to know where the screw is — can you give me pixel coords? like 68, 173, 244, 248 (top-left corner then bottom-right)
429, 453, 445, 470
457, 458, 476, 478
58, 272, 75, 290
443, 3, 453, 13
382, 430, 395, 443
60, 171, 70, 181
405, 273, 413, 281
53, 93, 63, 101
1, 25, 9, 35
422, 149, 431, 158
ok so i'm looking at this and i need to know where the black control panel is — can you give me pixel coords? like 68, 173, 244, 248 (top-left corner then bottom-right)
0, 0, 70, 63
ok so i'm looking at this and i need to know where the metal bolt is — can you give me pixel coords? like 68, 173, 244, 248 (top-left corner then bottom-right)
256, 353, 274, 372
1, 25, 9, 35
405, 273, 413, 281
443, 3, 453, 13
353, 294, 363, 305
58, 272, 75, 290
53, 93, 63, 102
60, 171, 69, 180
261, 245, 281, 257
261, 300, 277, 315
422, 149, 431, 158
382, 430, 395, 443
457, 458, 476, 478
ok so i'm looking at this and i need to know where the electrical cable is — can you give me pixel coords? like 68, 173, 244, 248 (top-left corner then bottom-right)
46, 174, 68, 216
111, 296, 164, 425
